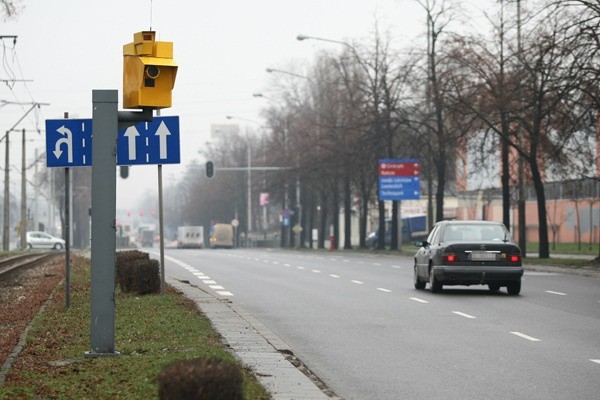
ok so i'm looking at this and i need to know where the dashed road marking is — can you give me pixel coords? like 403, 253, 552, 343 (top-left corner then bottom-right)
590, 359, 600, 365
203, 280, 217, 284
545, 290, 567, 296
297, 266, 305, 270
510, 332, 541, 342
452, 311, 476, 319
210, 285, 224, 290
312, 269, 321, 273
377, 288, 392, 293
351, 280, 364, 285
329, 274, 340, 278
410, 297, 428, 303
217, 291, 234, 296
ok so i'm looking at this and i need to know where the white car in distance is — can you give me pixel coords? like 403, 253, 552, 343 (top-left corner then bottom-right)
26, 231, 66, 250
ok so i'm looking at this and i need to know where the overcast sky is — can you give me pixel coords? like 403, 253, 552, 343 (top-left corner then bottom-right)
0, 0, 493, 211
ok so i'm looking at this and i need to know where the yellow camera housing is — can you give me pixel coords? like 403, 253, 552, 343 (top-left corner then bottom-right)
123, 31, 178, 109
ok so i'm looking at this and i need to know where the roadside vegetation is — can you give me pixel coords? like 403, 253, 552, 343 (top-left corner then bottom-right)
0, 256, 270, 400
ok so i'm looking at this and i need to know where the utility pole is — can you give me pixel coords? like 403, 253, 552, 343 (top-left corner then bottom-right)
517, 0, 527, 257
1, 102, 47, 250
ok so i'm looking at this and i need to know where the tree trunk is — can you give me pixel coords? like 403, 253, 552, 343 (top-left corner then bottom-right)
390, 201, 398, 250
530, 160, 549, 258
344, 175, 352, 249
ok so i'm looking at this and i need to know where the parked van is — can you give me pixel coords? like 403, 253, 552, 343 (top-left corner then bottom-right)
209, 223, 234, 249
366, 214, 428, 247
177, 226, 205, 248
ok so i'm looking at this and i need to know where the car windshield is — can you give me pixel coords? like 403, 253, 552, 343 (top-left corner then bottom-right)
442, 224, 508, 242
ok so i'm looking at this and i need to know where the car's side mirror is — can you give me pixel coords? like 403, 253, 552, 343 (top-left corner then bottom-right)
415, 240, 428, 248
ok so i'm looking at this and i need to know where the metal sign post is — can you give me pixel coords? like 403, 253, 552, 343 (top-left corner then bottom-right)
86, 90, 120, 357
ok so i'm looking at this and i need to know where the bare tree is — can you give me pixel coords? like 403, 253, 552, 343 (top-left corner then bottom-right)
1, 0, 21, 20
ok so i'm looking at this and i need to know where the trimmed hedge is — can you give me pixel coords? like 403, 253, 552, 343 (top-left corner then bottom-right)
157, 357, 243, 400
115, 250, 160, 295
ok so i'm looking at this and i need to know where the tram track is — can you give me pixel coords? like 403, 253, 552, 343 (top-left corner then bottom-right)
0, 252, 62, 281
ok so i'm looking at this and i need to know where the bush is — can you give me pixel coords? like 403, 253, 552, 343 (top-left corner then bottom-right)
132, 258, 160, 295
115, 250, 159, 295
157, 357, 243, 400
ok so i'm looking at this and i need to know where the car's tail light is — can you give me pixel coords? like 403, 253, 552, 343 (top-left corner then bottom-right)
443, 253, 457, 263
510, 254, 521, 263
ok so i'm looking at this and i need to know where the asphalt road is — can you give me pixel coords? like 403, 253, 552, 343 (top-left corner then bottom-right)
153, 247, 600, 400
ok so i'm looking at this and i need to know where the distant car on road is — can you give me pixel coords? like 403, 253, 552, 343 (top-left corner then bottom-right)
414, 220, 523, 294
26, 231, 65, 250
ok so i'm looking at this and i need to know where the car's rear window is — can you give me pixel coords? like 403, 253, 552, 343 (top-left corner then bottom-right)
443, 224, 508, 242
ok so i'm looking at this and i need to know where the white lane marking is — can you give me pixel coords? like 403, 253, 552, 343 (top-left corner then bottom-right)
377, 288, 392, 293
209, 285, 224, 290
351, 280, 364, 285
510, 332, 541, 342
452, 311, 476, 319
273, 261, 280, 265
373, 263, 382, 266
545, 290, 567, 296
312, 269, 321, 273
160, 253, 235, 297
410, 297, 429, 303
391, 265, 402, 269
284, 263, 292, 267
329, 274, 340, 278
590, 359, 600, 365
163, 253, 191, 268
297, 266, 305, 270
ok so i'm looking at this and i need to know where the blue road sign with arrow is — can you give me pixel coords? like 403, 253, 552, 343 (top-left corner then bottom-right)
45, 116, 180, 167
117, 116, 180, 165
45, 119, 93, 167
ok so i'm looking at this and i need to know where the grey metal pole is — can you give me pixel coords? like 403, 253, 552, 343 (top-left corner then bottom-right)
158, 164, 165, 294
86, 90, 119, 357
63, 112, 71, 309
3, 131, 9, 251
20, 128, 26, 249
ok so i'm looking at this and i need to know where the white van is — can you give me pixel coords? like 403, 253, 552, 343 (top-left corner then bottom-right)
177, 226, 205, 248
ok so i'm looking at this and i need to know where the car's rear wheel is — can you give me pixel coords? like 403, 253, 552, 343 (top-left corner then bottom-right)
414, 264, 426, 290
53, 243, 63, 250
506, 280, 521, 295
429, 267, 442, 293
488, 284, 500, 292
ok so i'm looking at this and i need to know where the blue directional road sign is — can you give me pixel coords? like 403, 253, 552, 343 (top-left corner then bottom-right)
117, 116, 180, 165
378, 158, 421, 201
378, 176, 421, 200
46, 116, 180, 167
45, 119, 93, 167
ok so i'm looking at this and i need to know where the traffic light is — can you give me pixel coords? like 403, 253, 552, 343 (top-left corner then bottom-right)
123, 31, 178, 109
206, 161, 214, 178
119, 166, 129, 179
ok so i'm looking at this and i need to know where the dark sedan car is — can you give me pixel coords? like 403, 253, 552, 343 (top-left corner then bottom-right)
414, 220, 523, 294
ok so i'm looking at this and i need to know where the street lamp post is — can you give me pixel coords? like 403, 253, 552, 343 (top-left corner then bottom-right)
262, 69, 317, 248
226, 115, 259, 246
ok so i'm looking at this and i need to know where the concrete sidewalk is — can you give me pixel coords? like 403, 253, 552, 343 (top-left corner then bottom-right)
167, 276, 334, 400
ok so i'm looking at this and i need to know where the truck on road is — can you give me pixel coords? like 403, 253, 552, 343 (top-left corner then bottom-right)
177, 226, 205, 249
209, 223, 234, 249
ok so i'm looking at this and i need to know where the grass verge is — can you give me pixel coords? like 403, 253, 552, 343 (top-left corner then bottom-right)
0, 255, 270, 400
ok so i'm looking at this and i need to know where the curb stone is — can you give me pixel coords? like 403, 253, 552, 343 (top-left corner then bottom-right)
167, 276, 336, 400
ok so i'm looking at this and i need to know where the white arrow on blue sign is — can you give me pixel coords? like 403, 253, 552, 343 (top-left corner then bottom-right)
45, 116, 180, 167
45, 119, 93, 167
116, 116, 180, 165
